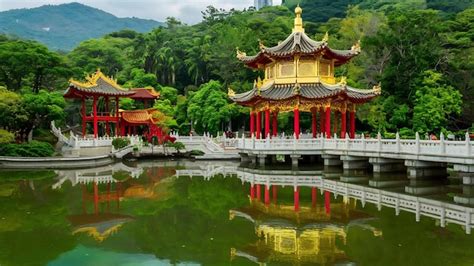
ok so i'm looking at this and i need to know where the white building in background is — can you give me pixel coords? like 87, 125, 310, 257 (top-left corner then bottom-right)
254, 0, 273, 10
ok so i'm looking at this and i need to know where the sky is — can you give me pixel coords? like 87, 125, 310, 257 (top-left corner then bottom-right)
0, 0, 283, 24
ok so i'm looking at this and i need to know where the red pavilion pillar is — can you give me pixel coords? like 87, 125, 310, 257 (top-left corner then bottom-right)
311, 108, 317, 138
294, 106, 300, 139
264, 185, 270, 205
341, 108, 347, 139
81, 97, 86, 137
312, 187, 317, 208
250, 111, 255, 137
325, 105, 331, 139
272, 111, 278, 137
325, 190, 331, 214
350, 106, 356, 139
256, 184, 261, 201
93, 96, 98, 138
256, 111, 261, 139
265, 108, 270, 139
115, 96, 120, 136
320, 107, 325, 136
294, 186, 300, 212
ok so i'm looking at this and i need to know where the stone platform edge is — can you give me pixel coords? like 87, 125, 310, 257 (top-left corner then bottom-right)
0, 155, 114, 169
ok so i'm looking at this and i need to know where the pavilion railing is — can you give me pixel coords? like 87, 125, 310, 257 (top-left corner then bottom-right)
237, 132, 474, 159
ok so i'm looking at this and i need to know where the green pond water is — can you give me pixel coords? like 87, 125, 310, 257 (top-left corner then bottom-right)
0, 160, 473, 266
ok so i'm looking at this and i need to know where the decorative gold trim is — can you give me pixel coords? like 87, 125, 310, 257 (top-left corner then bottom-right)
373, 82, 382, 95
227, 87, 235, 97
322, 32, 329, 42
236, 47, 247, 59
69, 69, 125, 91
351, 40, 361, 53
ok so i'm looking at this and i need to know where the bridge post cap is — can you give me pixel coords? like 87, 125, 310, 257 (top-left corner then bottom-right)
395, 132, 400, 140
415, 132, 420, 140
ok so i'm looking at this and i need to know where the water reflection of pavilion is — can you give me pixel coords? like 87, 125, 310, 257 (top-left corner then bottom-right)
229, 195, 380, 265
176, 165, 474, 234
54, 163, 176, 242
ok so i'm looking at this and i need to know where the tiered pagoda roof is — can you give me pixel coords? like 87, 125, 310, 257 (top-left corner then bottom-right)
230, 81, 381, 106
64, 70, 135, 98
129, 87, 160, 100
237, 32, 360, 69
121, 108, 162, 125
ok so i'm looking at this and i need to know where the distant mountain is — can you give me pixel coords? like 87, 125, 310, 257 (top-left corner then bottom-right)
0, 2, 164, 51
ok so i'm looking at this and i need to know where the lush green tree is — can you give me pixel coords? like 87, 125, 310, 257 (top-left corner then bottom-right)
187, 80, 238, 134
412, 71, 462, 134
0, 40, 68, 92
19, 90, 66, 141
124, 68, 159, 88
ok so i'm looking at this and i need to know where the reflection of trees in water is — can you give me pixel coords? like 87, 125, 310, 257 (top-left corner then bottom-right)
0, 178, 76, 266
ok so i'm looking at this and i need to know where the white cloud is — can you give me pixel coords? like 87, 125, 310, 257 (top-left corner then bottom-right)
0, 0, 283, 24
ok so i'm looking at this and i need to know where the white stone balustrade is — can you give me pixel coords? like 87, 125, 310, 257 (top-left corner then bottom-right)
237, 133, 474, 165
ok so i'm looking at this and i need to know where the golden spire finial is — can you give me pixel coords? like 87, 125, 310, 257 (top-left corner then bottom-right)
322, 31, 329, 42
293, 4, 304, 33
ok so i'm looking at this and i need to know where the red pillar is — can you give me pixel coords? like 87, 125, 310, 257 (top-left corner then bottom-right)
250, 184, 255, 200
256, 184, 261, 201
93, 181, 99, 214
93, 96, 98, 138
312, 187, 317, 208
320, 108, 325, 136
265, 109, 270, 139
105, 97, 110, 136
81, 97, 86, 137
325, 106, 331, 139
341, 110, 347, 138
350, 110, 356, 139
294, 187, 300, 212
116, 96, 120, 136
272, 112, 278, 137
256, 112, 261, 139
272, 185, 277, 203
250, 112, 255, 137
294, 107, 300, 139
264, 185, 270, 205
311, 109, 317, 138
324, 191, 331, 214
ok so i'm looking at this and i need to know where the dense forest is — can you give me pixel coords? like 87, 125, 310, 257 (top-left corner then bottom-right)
0, 0, 473, 148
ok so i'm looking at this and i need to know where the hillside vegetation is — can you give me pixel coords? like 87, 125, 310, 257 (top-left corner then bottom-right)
0, 2, 163, 50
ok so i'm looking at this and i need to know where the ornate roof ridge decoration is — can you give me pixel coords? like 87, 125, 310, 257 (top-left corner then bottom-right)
351, 40, 361, 53
69, 69, 126, 91
236, 47, 247, 60
372, 82, 382, 95
322, 31, 329, 43
228, 87, 236, 97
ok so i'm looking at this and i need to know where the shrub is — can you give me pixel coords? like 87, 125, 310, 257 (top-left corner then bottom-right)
0, 141, 55, 157
165, 141, 185, 153
0, 129, 14, 144
112, 138, 130, 150
190, 150, 205, 156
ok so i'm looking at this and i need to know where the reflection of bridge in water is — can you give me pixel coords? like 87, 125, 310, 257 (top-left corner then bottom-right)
176, 165, 474, 234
